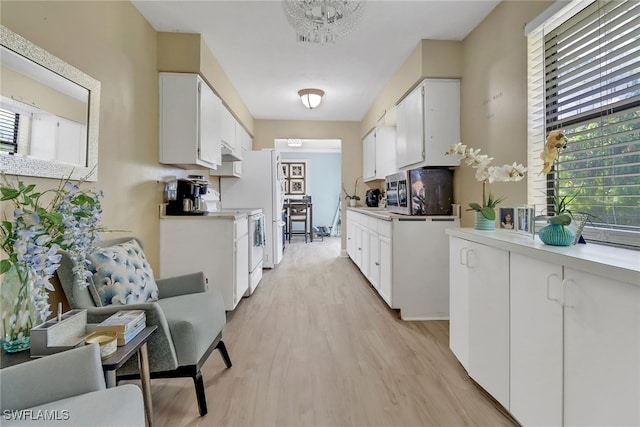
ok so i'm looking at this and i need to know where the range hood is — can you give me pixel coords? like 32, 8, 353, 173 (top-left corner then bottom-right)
220, 142, 242, 162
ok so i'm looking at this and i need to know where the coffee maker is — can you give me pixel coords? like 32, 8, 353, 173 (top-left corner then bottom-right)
165, 176, 209, 215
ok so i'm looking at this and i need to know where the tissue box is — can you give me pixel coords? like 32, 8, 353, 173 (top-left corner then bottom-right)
30, 309, 88, 357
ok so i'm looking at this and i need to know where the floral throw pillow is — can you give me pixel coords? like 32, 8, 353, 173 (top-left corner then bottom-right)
88, 239, 159, 307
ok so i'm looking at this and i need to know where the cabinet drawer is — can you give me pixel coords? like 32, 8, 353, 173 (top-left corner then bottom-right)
378, 220, 391, 238
368, 217, 378, 232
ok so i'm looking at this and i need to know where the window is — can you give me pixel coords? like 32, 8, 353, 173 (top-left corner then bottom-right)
527, 0, 640, 248
0, 107, 20, 154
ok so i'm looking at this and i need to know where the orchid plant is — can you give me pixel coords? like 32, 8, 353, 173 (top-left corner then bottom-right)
446, 143, 527, 220
0, 175, 103, 324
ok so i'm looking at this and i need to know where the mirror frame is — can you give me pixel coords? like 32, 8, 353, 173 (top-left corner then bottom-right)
0, 25, 100, 181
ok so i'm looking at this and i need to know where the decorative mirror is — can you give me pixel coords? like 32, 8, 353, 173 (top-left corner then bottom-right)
0, 25, 100, 181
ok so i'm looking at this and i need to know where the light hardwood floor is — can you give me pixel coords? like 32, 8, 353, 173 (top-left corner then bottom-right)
148, 237, 517, 427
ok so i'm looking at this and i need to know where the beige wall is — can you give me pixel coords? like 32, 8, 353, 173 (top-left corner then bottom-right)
457, 0, 551, 226
0, 0, 179, 271
253, 119, 361, 249
0, 0, 554, 262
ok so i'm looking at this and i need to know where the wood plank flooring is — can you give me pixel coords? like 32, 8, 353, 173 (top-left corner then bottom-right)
148, 237, 516, 426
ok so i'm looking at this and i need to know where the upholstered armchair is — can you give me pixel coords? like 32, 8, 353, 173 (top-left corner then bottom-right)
56, 237, 231, 416
0, 344, 145, 426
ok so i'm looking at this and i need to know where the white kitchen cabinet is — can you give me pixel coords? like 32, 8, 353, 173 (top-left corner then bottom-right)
378, 234, 392, 306
209, 161, 242, 177
363, 127, 397, 182
563, 268, 640, 427
449, 236, 510, 409
347, 209, 459, 319
396, 79, 460, 170
466, 240, 510, 410
159, 72, 221, 169
510, 253, 563, 427
449, 236, 470, 369
159, 216, 249, 311
363, 130, 376, 181
447, 228, 640, 426
220, 106, 242, 161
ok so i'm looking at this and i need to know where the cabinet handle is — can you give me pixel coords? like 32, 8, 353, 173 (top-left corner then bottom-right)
358, 247, 362, 251
466, 249, 476, 268
375, 262, 380, 266
545, 273, 561, 303
459, 247, 469, 266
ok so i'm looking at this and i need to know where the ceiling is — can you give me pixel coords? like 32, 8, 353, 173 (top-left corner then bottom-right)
132, 0, 500, 122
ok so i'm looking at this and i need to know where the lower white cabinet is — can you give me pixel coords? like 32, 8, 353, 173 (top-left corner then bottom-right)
449, 236, 510, 409
510, 253, 563, 426
347, 209, 458, 319
159, 216, 249, 311
449, 230, 640, 427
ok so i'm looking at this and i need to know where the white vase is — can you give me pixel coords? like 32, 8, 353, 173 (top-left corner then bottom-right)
349, 199, 356, 207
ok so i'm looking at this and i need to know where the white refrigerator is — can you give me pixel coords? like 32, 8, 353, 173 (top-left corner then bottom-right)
220, 149, 285, 268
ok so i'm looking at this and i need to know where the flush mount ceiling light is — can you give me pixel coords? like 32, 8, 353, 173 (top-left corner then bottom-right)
287, 138, 303, 147
298, 88, 324, 109
283, 0, 366, 44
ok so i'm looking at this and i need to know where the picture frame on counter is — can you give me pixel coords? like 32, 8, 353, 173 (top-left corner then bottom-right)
498, 207, 516, 231
290, 178, 305, 194
516, 206, 535, 238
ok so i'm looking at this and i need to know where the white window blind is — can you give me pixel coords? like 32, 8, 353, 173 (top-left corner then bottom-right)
0, 107, 19, 153
527, 0, 640, 248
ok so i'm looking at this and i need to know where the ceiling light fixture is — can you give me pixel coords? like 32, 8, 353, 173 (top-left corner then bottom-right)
298, 88, 324, 109
287, 139, 303, 147
283, 0, 366, 44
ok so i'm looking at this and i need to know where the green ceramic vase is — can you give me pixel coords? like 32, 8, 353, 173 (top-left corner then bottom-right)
474, 211, 495, 231
539, 223, 575, 246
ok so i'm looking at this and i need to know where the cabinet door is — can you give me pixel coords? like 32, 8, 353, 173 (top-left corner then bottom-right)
363, 130, 376, 181
359, 225, 370, 278
376, 127, 396, 178
233, 121, 245, 161
396, 84, 424, 169
449, 236, 470, 369
234, 232, 249, 308
346, 218, 356, 260
510, 254, 563, 427
368, 229, 380, 289
198, 80, 222, 167
378, 235, 392, 307
423, 79, 460, 166
220, 106, 235, 150
467, 240, 510, 409
563, 268, 640, 427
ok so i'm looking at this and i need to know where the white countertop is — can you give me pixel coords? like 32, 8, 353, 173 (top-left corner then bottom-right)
347, 207, 459, 222
159, 204, 263, 220
447, 227, 640, 286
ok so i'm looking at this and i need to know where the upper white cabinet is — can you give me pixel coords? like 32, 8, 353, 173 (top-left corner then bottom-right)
396, 79, 460, 170
363, 126, 396, 182
159, 72, 221, 170
220, 106, 242, 162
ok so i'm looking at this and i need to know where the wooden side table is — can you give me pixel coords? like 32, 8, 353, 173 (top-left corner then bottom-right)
102, 325, 157, 427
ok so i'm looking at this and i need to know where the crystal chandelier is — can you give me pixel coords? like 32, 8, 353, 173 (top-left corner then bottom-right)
282, 0, 366, 44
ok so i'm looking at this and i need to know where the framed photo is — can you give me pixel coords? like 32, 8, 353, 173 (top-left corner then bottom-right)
498, 207, 516, 230
283, 180, 289, 194
516, 206, 535, 236
290, 178, 305, 194
290, 163, 305, 178
282, 164, 289, 178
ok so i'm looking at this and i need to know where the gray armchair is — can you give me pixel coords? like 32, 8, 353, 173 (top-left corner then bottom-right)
0, 344, 145, 426
56, 237, 232, 416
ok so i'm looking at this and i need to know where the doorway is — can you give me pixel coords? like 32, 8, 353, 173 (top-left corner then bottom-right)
274, 139, 342, 238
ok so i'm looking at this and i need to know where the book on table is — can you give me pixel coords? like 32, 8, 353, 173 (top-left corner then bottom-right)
96, 310, 146, 345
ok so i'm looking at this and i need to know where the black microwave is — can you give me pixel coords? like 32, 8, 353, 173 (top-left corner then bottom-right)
385, 167, 453, 215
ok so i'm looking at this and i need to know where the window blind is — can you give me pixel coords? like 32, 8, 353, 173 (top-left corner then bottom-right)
528, 0, 640, 248
0, 107, 19, 154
